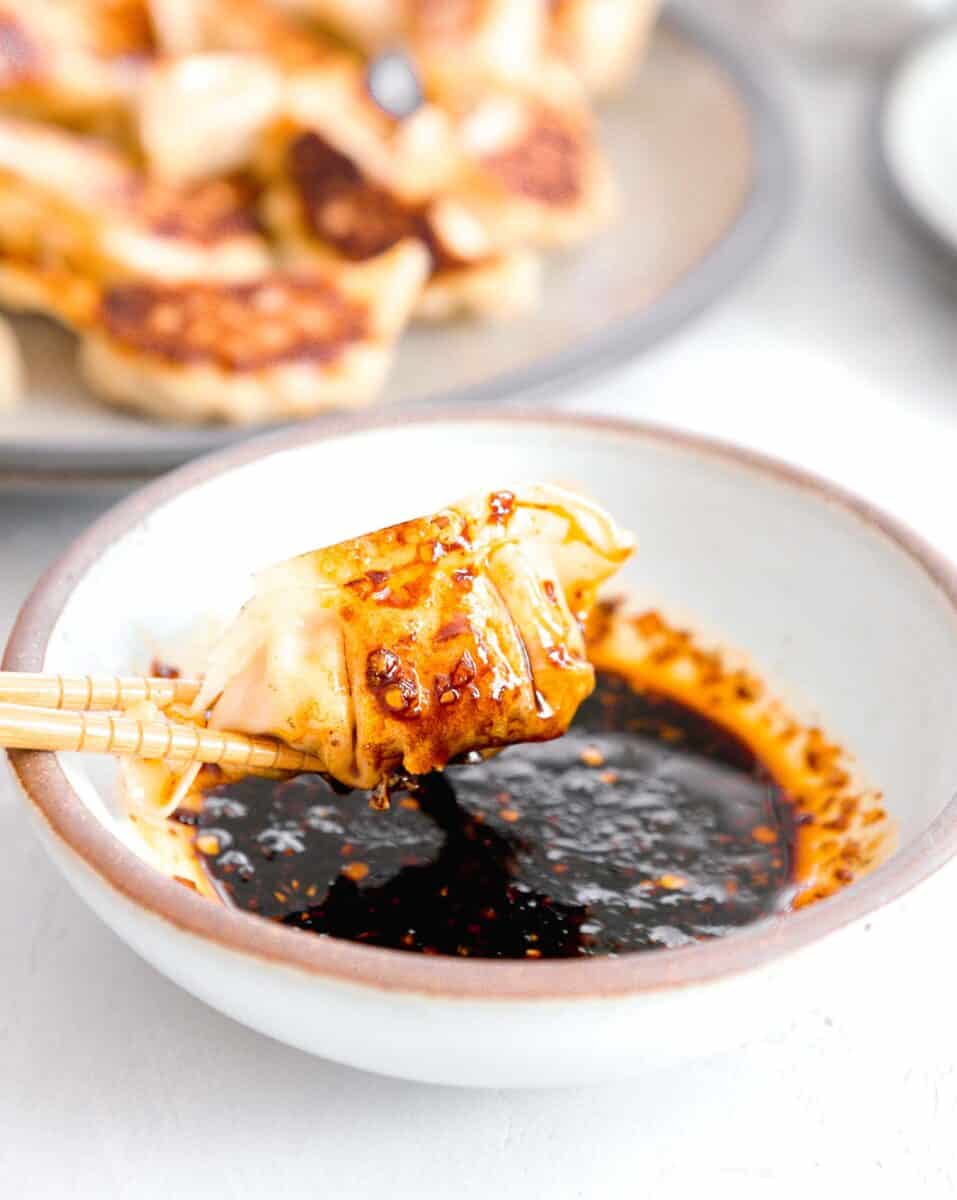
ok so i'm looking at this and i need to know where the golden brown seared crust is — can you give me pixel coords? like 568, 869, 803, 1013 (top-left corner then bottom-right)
346, 561, 562, 779
99, 274, 368, 371
436, 69, 618, 251
274, 57, 461, 206
79, 240, 428, 423
289, 131, 422, 260
133, 175, 262, 245
482, 107, 583, 205
286, 130, 461, 268
197, 484, 634, 785
0, 116, 271, 314
269, 129, 542, 320
317, 504, 552, 779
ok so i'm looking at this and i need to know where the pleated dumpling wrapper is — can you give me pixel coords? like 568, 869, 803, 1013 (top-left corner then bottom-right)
193, 485, 635, 789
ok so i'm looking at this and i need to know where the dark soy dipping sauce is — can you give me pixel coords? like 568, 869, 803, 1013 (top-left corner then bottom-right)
188, 672, 798, 957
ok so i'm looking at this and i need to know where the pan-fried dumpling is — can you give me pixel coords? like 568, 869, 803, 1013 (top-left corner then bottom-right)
262, 122, 539, 320
193, 484, 635, 788
78, 240, 429, 422
434, 63, 618, 253
0, 116, 130, 324
0, 117, 270, 325
274, 63, 459, 206
261, 65, 545, 320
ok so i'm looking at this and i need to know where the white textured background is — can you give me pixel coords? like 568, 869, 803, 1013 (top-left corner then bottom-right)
3, 42, 957, 1198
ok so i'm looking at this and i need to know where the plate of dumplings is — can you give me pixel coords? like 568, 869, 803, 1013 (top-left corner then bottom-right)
0, 0, 792, 479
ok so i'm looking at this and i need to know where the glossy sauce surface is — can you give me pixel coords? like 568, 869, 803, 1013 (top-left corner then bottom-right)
185, 671, 799, 957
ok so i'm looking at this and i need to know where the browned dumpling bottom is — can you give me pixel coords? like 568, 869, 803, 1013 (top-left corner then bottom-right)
78, 240, 429, 422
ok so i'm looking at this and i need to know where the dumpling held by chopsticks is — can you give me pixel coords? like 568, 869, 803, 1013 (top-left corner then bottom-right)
193, 484, 634, 789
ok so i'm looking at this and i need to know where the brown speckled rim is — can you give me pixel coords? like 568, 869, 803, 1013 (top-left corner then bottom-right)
7, 411, 957, 1000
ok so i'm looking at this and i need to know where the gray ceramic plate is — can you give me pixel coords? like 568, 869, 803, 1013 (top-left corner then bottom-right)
0, 5, 793, 482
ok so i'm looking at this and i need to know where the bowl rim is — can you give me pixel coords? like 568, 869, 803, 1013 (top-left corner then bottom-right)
7, 409, 957, 1000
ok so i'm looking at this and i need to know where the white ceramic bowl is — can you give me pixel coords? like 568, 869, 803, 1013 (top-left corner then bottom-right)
8, 412, 957, 1088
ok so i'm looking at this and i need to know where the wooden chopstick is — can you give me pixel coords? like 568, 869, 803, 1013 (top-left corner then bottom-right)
0, 671, 201, 711
0, 672, 329, 777
0, 702, 327, 775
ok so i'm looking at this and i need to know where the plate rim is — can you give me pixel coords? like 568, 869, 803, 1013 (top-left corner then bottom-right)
0, 2, 796, 482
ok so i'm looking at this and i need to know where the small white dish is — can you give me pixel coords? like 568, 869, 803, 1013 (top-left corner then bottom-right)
879, 21, 957, 262
7, 412, 957, 1087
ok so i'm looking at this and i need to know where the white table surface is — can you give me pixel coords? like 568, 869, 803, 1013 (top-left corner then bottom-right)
5, 47, 957, 1198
